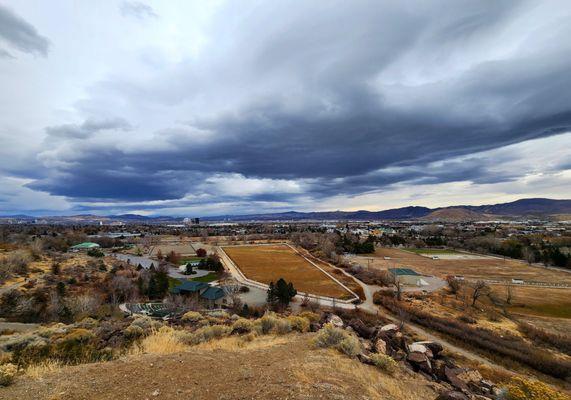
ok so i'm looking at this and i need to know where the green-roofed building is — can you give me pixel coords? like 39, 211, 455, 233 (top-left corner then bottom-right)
69, 242, 101, 252
170, 281, 227, 309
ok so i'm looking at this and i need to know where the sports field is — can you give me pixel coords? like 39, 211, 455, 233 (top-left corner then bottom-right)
222, 245, 354, 300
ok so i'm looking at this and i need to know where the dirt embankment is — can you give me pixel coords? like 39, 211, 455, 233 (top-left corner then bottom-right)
0, 335, 438, 400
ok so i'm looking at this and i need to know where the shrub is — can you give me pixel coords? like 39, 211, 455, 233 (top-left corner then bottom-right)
298, 311, 320, 323
129, 315, 162, 331
337, 336, 361, 357
371, 353, 397, 375
232, 318, 254, 333
259, 312, 279, 334
505, 377, 568, 400
189, 325, 231, 345
207, 310, 230, 319
181, 311, 203, 323
0, 363, 17, 386
275, 319, 292, 335
518, 322, 571, 357
124, 325, 145, 339
136, 326, 188, 355
287, 316, 310, 332
312, 323, 349, 349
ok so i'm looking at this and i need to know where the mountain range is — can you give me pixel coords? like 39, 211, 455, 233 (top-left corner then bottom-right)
202, 198, 571, 222
1, 198, 570, 223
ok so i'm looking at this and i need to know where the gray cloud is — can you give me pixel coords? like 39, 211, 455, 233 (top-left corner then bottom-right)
120, 1, 157, 20
45, 117, 131, 139
0, 4, 49, 57
9, 1, 571, 213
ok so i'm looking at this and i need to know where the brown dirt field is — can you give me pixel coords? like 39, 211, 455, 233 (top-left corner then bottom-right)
363, 248, 571, 284
299, 250, 365, 300
223, 245, 354, 299
0, 335, 438, 400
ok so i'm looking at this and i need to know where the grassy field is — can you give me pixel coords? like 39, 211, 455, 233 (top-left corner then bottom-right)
361, 247, 571, 321
223, 245, 354, 299
403, 248, 461, 255
361, 248, 571, 285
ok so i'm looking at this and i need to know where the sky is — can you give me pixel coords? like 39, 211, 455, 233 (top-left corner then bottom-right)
0, 0, 570, 217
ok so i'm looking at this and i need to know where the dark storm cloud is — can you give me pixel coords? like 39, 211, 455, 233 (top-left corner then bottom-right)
28, 1, 571, 205
120, 1, 157, 19
0, 4, 49, 57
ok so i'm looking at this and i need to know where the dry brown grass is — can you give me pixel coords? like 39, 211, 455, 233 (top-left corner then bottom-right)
295, 347, 437, 400
129, 326, 189, 355
24, 360, 64, 379
192, 334, 291, 351
223, 245, 352, 299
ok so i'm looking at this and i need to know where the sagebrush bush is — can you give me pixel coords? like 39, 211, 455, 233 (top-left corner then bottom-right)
259, 312, 279, 334
207, 310, 230, 319
371, 353, 397, 375
505, 377, 568, 400
189, 325, 231, 345
337, 336, 361, 357
232, 318, 254, 333
312, 323, 348, 348
275, 319, 292, 335
0, 363, 17, 386
130, 315, 162, 331
181, 311, 203, 323
287, 316, 310, 332
124, 325, 145, 339
298, 311, 320, 323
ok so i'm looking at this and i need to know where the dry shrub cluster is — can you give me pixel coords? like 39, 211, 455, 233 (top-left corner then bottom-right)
312, 323, 362, 357
517, 322, 571, 356
370, 353, 397, 375
505, 376, 569, 400
376, 294, 571, 380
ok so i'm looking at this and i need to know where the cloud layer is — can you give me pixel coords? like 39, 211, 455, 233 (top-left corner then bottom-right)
1, 1, 570, 215
0, 3, 49, 57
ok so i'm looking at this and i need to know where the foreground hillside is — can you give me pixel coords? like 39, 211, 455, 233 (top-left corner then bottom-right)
0, 334, 438, 400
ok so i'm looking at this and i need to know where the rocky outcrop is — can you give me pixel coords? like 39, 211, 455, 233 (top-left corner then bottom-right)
340, 318, 499, 400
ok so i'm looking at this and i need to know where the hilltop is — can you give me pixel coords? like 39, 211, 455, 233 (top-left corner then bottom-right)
0, 332, 439, 400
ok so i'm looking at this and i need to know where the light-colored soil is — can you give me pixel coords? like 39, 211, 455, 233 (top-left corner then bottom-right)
0, 335, 439, 400
223, 245, 353, 299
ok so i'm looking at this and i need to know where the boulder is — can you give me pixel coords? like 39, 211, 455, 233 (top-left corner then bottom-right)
374, 338, 387, 354
327, 314, 344, 328
414, 341, 444, 357
349, 319, 376, 339
435, 391, 469, 400
444, 367, 468, 391
456, 369, 483, 386
407, 352, 432, 374
379, 323, 399, 333
360, 338, 373, 352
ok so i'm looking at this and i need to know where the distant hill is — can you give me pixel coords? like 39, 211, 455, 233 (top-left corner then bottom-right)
419, 207, 487, 222
203, 198, 571, 222
465, 198, 571, 216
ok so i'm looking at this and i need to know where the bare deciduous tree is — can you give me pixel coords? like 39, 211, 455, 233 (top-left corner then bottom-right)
471, 280, 490, 307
